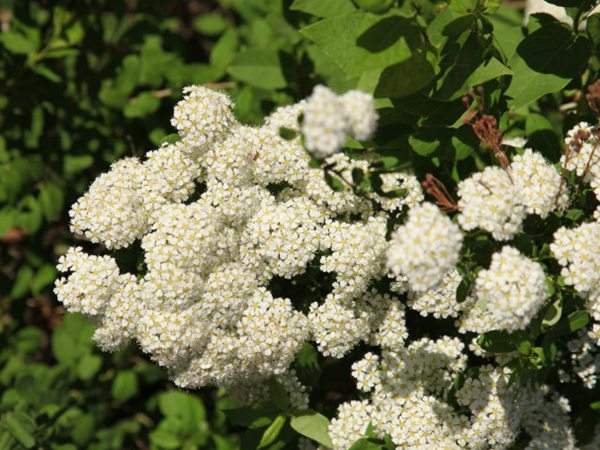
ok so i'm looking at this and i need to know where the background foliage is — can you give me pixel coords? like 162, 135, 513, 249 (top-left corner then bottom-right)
2, 0, 600, 448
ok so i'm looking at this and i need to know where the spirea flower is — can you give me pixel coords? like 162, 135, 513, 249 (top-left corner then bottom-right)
171, 85, 236, 147
69, 158, 148, 249
475, 246, 548, 331
511, 148, 569, 217
387, 202, 463, 292
457, 166, 525, 241
301, 85, 378, 158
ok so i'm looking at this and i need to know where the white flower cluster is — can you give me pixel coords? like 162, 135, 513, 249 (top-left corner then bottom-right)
302, 85, 378, 158
57, 86, 595, 448
474, 246, 548, 331
331, 351, 577, 450
387, 202, 463, 292
457, 149, 566, 240
55, 85, 417, 397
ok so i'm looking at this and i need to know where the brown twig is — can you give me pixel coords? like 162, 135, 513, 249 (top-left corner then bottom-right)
421, 174, 458, 213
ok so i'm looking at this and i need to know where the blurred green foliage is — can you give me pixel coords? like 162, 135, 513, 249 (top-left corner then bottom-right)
3, 0, 600, 448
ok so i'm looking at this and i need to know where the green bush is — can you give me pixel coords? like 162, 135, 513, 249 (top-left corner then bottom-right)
5, 0, 600, 449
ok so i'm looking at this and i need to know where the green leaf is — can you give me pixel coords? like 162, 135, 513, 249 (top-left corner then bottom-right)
3, 412, 35, 448
291, 0, 356, 17
150, 429, 181, 449
258, 415, 286, 448
210, 29, 239, 71
0, 31, 37, 54
564, 208, 584, 221
567, 310, 589, 332
112, 370, 139, 402
591, 401, 600, 410
489, 6, 523, 60
10, 265, 33, 299
427, 10, 473, 48
587, 14, 600, 49
290, 413, 333, 448
16, 195, 43, 234
349, 438, 384, 450
51, 313, 95, 365
478, 330, 515, 353
505, 22, 591, 110
409, 131, 440, 156
353, 0, 394, 14
77, 354, 102, 381
30, 264, 57, 295
39, 182, 64, 222
123, 92, 161, 118
64, 154, 93, 175
228, 49, 287, 90
158, 390, 206, 426
467, 58, 512, 89
300, 12, 428, 77
194, 13, 228, 36
31, 64, 61, 82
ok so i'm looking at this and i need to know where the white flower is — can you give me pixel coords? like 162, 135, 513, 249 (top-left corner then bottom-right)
340, 90, 378, 141
511, 148, 568, 217
387, 202, 463, 292
457, 166, 525, 241
171, 85, 236, 147
475, 246, 548, 331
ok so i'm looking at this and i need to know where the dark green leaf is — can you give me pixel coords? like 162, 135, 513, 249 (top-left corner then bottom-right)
506, 22, 591, 109
567, 310, 589, 332
587, 14, 600, 49
39, 182, 64, 222
349, 438, 384, 450
10, 265, 33, 299
30, 264, 57, 295
112, 370, 139, 402
478, 330, 515, 353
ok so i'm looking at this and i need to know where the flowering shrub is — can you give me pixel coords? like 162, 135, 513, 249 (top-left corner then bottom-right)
8, 0, 600, 449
